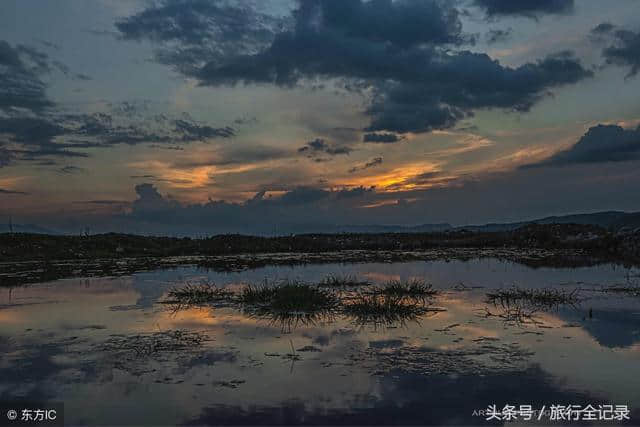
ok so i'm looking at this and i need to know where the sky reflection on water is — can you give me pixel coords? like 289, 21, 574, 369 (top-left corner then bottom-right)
1, 259, 639, 425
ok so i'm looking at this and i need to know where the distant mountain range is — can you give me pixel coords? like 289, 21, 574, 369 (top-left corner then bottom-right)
339, 211, 640, 234
457, 211, 640, 232
2, 211, 640, 236
0, 223, 57, 234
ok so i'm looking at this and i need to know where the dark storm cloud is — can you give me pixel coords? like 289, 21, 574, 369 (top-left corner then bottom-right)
117, 0, 592, 134
190, 2, 588, 133
116, 0, 468, 77
115, 0, 279, 45
194, 3, 468, 88
363, 132, 404, 144
293, 0, 468, 48
473, 0, 574, 18
524, 124, 640, 167
363, 50, 592, 133
116, 0, 286, 75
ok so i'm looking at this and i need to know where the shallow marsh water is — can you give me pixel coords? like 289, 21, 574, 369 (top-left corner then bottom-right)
1, 258, 640, 425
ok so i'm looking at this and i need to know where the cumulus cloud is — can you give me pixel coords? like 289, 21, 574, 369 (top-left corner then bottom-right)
124, 182, 378, 234
524, 124, 640, 167
79, 158, 640, 235
117, 0, 592, 134
132, 183, 175, 213
473, 0, 574, 18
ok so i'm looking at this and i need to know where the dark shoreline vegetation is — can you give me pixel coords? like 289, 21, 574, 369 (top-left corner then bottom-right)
3, 224, 640, 261
1, 224, 640, 286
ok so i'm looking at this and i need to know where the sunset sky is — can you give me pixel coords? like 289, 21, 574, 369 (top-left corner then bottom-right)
1, 0, 640, 234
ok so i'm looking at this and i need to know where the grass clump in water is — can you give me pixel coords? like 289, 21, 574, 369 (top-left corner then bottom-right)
483, 287, 579, 325
240, 280, 339, 332
162, 283, 233, 305
240, 280, 339, 314
372, 279, 439, 300
343, 294, 443, 328
486, 287, 579, 310
319, 274, 372, 288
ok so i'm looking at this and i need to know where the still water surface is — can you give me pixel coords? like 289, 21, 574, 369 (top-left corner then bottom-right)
1, 259, 639, 425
